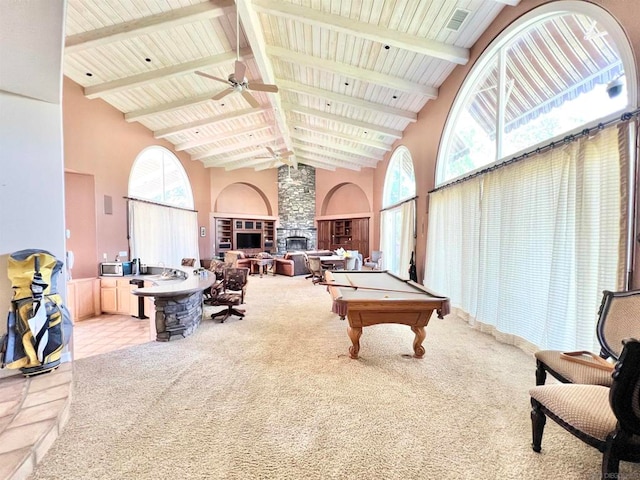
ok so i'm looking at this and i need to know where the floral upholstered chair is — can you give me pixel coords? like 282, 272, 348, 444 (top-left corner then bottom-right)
206, 267, 249, 323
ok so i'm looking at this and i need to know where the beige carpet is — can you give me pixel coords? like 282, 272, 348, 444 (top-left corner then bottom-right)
30, 274, 640, 479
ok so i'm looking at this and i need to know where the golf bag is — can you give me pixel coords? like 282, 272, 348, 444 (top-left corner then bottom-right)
1, 249, 72, 376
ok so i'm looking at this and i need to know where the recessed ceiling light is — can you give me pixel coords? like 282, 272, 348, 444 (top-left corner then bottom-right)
145, 57, 151, 62
392, 95, 397, 99
345, 82, 349, 86
384, 45, 390, 50
327, 103, 331, 107
85, 72, 93, 77
195, 130, 199, 134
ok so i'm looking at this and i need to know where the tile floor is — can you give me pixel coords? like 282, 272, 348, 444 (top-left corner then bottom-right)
72, 313, 153, 360
0, 314, 152, 480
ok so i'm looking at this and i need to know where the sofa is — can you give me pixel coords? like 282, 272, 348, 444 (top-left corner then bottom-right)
224, 250, 253, 269
274, 250, 333, 276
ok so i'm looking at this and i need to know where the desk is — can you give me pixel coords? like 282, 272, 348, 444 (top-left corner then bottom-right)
325, 270, 450, 359
318, 255, 346, 270
250, 257, 274, 277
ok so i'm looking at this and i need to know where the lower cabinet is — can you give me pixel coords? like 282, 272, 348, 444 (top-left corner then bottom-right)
66, 278, 101, 321
100, 277, 135, 315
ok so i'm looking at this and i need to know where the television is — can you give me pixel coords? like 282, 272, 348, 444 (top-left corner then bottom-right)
237, 232, 262, 249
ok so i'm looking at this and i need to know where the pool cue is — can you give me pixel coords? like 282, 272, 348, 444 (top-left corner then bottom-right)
319, 281, 428, 295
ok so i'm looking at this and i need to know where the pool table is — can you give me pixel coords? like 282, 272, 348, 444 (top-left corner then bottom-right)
324, 270, 450, 359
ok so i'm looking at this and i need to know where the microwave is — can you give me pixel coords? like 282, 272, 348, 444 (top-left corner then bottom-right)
100, 262, 132, 276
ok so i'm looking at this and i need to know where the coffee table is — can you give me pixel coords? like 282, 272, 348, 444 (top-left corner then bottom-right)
250, 257, 274, 277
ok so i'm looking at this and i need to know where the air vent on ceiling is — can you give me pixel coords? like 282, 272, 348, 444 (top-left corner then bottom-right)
445, 8, 470, 32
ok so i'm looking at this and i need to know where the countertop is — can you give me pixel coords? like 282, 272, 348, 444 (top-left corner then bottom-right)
128, 267, 218, 298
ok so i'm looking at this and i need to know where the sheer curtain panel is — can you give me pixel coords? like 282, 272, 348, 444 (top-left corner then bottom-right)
128, 200, 200, 268
425, 125, 628, 352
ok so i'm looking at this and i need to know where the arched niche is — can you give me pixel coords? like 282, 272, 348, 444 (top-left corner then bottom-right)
321, 182, 370, 216
214, 182, 273, 216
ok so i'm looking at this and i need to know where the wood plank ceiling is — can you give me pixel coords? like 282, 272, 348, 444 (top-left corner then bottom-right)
64, 0, 520, 172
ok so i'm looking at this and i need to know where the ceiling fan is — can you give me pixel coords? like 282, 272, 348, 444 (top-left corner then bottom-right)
278, 165, 301, 186
256, 145, 296, 167
194, 7, 278, 108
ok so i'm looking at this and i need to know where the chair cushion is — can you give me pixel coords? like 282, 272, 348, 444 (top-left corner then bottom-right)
530, 384, 616, 442
535, 350, 614, 386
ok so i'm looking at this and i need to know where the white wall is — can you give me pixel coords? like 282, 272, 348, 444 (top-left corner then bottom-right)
0, 0, 67, 340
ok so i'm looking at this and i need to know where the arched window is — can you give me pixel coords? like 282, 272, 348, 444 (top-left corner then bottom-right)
129, 146, 194, 209
380, 146, 416, 277
383, 146, 416, 207
437, 1, 635, 185
128, 146, 199, 266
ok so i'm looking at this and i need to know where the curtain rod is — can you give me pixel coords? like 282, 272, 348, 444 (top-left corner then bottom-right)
380, 195, 418, 212
124, 196, 198, 213
429, 108, 640, 194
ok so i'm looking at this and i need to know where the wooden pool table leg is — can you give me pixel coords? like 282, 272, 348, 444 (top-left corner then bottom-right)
411, 326, 426, 358
347, 326, 362, 359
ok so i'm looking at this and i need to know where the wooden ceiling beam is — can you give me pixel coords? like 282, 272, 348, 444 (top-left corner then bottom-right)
293, 144, 379, 167
154, 107, 269, 139
65, 1, 234, 54
253, 0, 468, 64
288, 122, 390, 151
268, 46, 437, 98
277, 79, 417, 123
84, 48, 252, 99
176, 125, 272, 151
283, 102, 403, 139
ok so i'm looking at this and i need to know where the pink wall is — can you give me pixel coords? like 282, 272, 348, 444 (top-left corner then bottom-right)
215, 182, 273, 215
64, 172, 97, 279
372, 0, 640, 283
63, 78, 212, 273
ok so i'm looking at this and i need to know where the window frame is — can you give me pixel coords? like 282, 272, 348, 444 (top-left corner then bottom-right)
436, 1, 637, 187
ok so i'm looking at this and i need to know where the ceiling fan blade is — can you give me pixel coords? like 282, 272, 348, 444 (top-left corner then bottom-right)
248, 82, 279, 93
280, 150, 294, 158
241, 90, 260, 108
254, 156, 272, 160
211, 89, 234, 101
195, 71, 230, 84
266, 146, 276, 156
234, 60, 246, 82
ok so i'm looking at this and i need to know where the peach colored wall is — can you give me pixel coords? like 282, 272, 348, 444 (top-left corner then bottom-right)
63, 77, 212, 270
215, 182, 273, 216
65, 172, 97, 279
372, 0, 640, 284
315, 167, 374, 218
322, 183, 370, 216
209, 167, 279, 216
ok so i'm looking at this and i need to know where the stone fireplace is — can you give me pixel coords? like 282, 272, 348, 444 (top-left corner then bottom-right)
277, 164, 316, 252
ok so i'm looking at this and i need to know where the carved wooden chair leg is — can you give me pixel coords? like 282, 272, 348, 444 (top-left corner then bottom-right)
535, 359, 548, 385
530, 398, 546, 453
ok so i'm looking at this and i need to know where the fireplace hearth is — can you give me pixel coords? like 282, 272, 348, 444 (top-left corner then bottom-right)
286, 236, 309, 251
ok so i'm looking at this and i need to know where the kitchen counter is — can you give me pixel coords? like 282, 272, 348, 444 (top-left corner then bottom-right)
128, 266, 218, 341
131, 271, 217, 298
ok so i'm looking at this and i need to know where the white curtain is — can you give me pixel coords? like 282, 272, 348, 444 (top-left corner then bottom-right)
380, 200, 416, 278
425, 125, 628, 352
128, 200, 200, 267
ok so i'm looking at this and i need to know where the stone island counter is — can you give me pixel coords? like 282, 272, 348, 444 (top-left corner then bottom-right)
132, 268, 218, 341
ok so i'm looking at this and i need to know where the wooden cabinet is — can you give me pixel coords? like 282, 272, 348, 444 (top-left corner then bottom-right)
215, 218, 233, 254
66, 278, 101, 321
215, 217, 276, 255
100, 278, 134, 315
317, 220, 332, 250
317, 217, 369, 258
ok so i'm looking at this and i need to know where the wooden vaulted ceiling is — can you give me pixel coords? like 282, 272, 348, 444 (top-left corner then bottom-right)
64, 0, 520, 172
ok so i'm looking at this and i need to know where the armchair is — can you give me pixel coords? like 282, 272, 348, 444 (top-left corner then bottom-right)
529, 338, 640, 479
535, 289, 640, 386
181, 257, 196, 267
205, 267, 249, 323
364, 251, 383, 270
